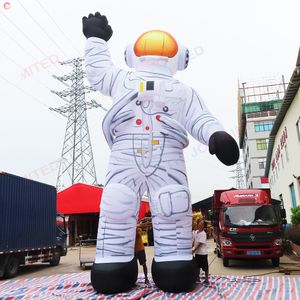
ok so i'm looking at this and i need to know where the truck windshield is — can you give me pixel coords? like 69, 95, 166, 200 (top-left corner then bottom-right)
224, 205, 277, 226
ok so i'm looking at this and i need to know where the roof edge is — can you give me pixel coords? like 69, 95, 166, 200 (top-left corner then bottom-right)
265, 48, 300, 177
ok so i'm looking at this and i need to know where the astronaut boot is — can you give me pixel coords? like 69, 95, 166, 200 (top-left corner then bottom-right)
152, 258, 198, 292
91, 258, 138, 294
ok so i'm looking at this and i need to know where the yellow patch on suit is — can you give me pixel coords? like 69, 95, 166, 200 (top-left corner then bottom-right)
137, 149, 148, 154
139, 82, 144, 93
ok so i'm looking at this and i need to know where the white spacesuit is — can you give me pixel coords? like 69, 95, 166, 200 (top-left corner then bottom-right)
85, 35, 223, 255
83, 14, 238, 294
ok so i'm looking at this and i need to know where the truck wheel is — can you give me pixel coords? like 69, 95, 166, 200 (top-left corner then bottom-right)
49, 251, 61, 266
223, 258, 229, 267
272, 258, 280, 267
4, 256, 19, 278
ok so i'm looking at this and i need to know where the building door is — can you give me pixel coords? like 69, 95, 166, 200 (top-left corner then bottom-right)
289, 183, 297, 208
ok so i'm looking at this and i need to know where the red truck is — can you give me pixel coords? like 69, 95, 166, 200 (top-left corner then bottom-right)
213, 188, 286, 267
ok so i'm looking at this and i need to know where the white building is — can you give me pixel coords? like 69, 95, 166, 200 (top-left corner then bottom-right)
238, 77, 287, 189
265, 49, 300, 223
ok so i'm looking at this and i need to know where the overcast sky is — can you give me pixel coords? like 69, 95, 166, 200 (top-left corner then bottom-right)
0, 0, 299, 202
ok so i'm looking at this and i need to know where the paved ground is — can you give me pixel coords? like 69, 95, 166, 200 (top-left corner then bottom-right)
4, 239, 300, 280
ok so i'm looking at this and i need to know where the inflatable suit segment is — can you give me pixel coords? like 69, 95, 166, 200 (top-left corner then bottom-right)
82, 12, 239, 294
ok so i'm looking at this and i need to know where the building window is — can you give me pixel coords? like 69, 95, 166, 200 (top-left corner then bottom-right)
258, 159, 266, 169
254, 121, 273, 132
256, 139, 268, 150
296, 118, 300, 141
285, 144, 289, 162
290, 183, 297, 208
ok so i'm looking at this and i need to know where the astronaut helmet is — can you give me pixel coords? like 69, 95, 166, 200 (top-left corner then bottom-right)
124, 30, 189, 75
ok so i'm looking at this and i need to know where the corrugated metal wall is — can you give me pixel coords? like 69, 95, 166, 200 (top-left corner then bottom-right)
0, 173, 56, 252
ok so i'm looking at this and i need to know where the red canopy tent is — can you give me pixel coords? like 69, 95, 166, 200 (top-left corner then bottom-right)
57, 183, 150, 220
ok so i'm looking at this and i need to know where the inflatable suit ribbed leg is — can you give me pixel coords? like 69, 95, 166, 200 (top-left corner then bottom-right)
150, 184, 198, 292
91, 183, 139, 294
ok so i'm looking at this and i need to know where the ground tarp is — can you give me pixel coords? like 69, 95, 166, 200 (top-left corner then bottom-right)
0, 272, 299, 299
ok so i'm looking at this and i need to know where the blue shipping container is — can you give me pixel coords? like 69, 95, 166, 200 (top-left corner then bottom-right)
0, 173, 57, 253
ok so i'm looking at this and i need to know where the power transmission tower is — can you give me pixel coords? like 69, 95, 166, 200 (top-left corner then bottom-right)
229, 160, 246, 189
50, 58, 101, 191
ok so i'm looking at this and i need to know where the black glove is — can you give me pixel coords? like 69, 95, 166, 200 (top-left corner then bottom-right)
82, 12, 113, 41
208, 131, 239, 166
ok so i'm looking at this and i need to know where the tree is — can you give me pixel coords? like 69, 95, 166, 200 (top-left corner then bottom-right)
291, 206, 300, 225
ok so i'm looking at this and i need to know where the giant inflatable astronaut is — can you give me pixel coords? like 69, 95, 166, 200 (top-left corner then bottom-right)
82, 12, 239, 294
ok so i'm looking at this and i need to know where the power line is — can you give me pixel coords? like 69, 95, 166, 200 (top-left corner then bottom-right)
0, 11, 107, 184
16, 0, 70, 58
0, 6, 108, 120
0, 17, 76, 90
0, 25, 70, 88
0, 44, 106, 130
0, 26, 40, 63
0, 48, 53, 91
0, 10, 64, 75
0, 10, 53, 61
34, 0, 82, 55
0, 24, 81, 113
0, 73, 52, 109
0, 68, 104, 135
27, 2, 108, 112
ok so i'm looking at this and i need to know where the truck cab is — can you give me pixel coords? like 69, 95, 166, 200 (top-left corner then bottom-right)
48, 214, 67, 267
56, 214, 68, 256
213, 189, 285, 267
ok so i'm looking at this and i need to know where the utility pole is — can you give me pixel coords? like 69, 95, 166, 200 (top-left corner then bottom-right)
50, 58, 100, 191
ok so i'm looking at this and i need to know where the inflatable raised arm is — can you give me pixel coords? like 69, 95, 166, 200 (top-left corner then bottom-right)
83, 12, 239, 294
